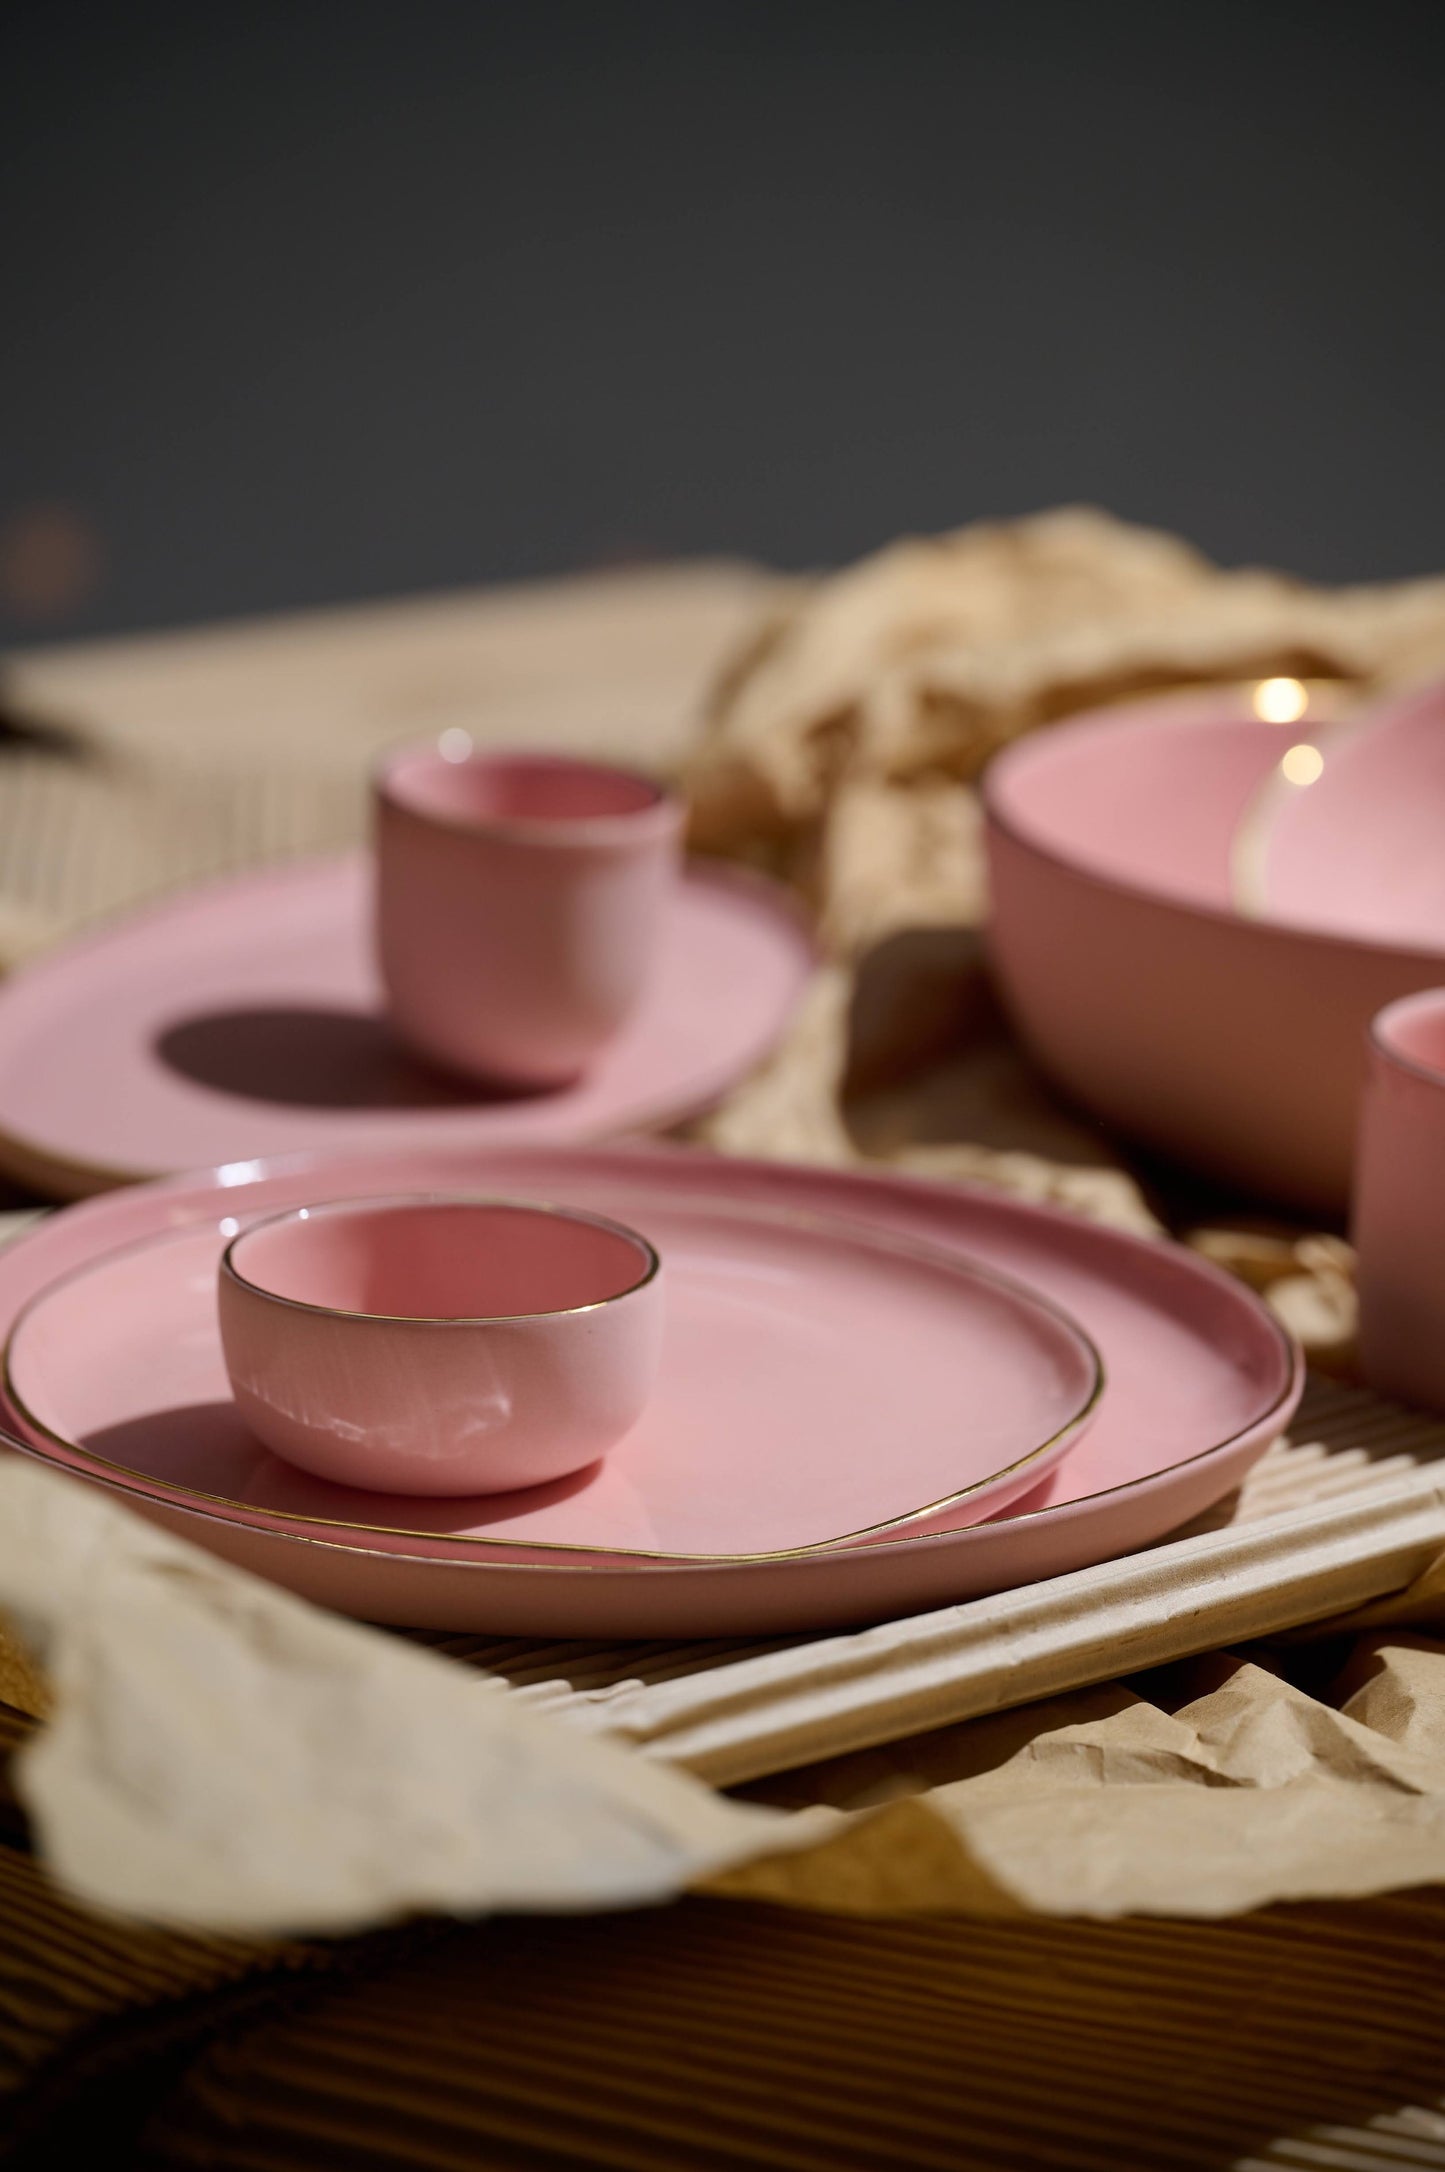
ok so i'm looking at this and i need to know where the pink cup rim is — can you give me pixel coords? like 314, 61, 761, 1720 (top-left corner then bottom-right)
220, 1194, 661, 1327
1368, 987, 1445, 1089
373, 739, 683, 847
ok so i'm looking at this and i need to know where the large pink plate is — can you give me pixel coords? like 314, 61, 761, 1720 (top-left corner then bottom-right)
0, 855, 813, 1199
3, 1198, 1102, 1558
0, 1144, 1301, 1635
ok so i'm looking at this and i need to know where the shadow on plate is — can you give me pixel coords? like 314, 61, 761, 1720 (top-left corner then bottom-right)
154, 1006, 555, 1112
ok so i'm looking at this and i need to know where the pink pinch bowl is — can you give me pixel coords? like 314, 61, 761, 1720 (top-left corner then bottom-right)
1353, 990, 1445, 1414
375, 740, 686, 1088
217, 1196, 664, 1494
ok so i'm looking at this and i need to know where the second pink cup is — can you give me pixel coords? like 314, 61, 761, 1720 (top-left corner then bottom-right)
1353, 987, 1445, 1413
376, 741, 685, 1088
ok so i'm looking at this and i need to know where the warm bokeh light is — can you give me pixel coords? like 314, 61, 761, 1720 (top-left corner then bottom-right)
1253, 676, 1309, 724
1279, 742, 1325, 787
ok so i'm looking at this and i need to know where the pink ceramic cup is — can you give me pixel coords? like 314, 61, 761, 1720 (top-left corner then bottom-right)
218, 1196, 664, 1494
1353, 989, 1445, 1412
375, 740, 686, 1087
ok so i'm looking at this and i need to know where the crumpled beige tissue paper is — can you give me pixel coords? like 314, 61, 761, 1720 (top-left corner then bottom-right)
14, 1449, 1445, 1933
714, 1644, 1445, 1920
0, 1457, 828, 1936
686, 505, 1445, 950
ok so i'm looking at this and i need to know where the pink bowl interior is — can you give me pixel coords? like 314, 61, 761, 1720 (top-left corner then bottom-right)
988, 700, 1286, 907
1377, 991, 1445, 1080
381, 747, 666, 827
1263, 678, 1445, 947
228, 1201, 653, 1319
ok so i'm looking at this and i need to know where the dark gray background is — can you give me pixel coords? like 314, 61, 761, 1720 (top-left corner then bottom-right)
5, 0, 1444, 644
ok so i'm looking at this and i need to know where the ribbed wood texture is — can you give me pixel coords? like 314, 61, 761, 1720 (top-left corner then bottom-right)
138, 1894, 1445, 2171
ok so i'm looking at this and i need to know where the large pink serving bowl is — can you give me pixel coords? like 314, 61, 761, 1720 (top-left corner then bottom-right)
1353, 989, 1445, 1414
984, 689, 1445, 1210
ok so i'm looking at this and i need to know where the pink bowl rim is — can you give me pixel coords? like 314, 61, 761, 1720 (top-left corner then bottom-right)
373, 739, 684, 846
221, 1193, 662, 1326
982, 688, 1445, 970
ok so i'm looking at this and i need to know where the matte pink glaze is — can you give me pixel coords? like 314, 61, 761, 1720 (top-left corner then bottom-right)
985, 690, 1445, 1210
375, 745, 686, 1087
1258, 678, 1445, 949
1353, 990, 1445, 1413
217, 1199, 663, 1494
0, 853, 811, 1198
13, 1196, 1100, 1553
0, 1142, 1300, 1634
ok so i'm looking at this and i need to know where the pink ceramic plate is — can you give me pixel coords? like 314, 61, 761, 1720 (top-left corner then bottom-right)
3, 1196, 1103, 1557
0, 1144, 1300, 1634
0, 854, 813, 1199
1243, 677, 1445, 949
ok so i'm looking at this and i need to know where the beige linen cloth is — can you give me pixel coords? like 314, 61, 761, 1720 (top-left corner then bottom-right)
7, 509, 1445, 1935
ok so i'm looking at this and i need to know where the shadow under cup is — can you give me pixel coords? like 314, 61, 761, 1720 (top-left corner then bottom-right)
1354, 988, 1445, 1413
374, 744, 685, 1089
